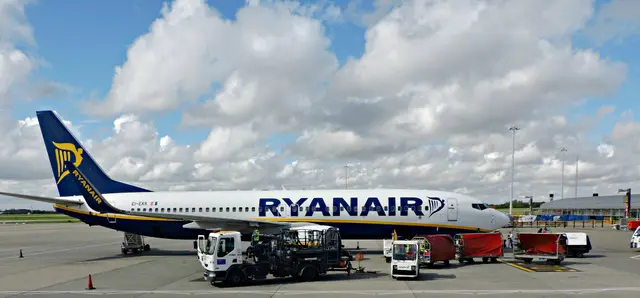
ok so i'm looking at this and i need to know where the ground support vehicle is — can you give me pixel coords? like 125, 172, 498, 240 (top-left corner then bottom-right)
121, 232, 150, 255
630, 227, 640, 250
513, 233, 567, 265
390, 240, 420, 279
383, 239, 393, 263
562, 232, 592, 258
415, 234, 455, 267
196, 226, 353, 287
454, 232, 503, 264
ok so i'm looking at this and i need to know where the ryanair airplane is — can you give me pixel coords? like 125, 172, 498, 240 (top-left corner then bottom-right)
0, 111, 510, 251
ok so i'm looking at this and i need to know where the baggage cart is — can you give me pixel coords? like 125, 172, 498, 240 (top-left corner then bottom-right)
562, 232, 592, 258
630, 227, 640, 250
513, 232, 567, 265
454, 232, 503, 264
415, 234, 455, 267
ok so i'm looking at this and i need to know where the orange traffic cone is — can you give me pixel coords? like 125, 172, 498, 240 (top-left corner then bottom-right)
86, 274, 95, 290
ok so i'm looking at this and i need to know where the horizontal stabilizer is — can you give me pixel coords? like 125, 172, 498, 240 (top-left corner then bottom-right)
0, 191, 84, 206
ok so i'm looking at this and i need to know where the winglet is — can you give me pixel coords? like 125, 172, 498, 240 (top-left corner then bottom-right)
65, 161, 119, 214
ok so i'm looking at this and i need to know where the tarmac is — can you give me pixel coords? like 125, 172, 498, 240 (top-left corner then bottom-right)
1, 223, 640, 297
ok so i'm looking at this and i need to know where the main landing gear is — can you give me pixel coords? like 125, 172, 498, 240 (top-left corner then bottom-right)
121, 232, 151, 255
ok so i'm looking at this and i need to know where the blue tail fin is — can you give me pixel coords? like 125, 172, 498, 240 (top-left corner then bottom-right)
36, 110, 151, 197
65, 161, 119, 213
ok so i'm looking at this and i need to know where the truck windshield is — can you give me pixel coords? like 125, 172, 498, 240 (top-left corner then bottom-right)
393, 244, 417, 261
206, 236, 217, 254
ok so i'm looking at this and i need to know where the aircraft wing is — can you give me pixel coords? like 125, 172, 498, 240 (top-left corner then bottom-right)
122, 210, 296, 231
0, 191, 84, 206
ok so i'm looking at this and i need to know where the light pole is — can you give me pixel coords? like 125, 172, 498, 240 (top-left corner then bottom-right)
509, 126, 520, 216
344, 165, 349, 190
560, 148, 567, 199
575, 155, 579, 199
525, 196, 533, 215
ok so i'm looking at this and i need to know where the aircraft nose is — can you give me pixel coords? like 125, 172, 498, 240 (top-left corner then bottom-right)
499, 211, 512, 228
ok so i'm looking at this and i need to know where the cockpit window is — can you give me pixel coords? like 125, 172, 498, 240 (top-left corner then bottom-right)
472, 203, 490, 210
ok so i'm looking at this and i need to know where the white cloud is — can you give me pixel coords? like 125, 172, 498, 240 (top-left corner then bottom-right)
3, 0, 640, 211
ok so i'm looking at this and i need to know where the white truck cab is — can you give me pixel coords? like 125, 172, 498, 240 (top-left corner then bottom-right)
197, 231, 244, 282
631, 227, 640, 250
390, 240, 420, 280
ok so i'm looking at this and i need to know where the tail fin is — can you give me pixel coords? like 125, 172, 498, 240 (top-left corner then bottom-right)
65, 161, 119, 213
36, 110, 151, 197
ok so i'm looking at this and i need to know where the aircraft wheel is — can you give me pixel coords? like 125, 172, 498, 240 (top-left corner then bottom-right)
576, 252, 584, 258
144, 244, 151, 251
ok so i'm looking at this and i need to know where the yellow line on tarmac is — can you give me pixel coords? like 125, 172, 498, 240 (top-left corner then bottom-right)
497, 258, 534, 272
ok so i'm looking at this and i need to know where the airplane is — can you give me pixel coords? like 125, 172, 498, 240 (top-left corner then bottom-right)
0, 110, 511, 252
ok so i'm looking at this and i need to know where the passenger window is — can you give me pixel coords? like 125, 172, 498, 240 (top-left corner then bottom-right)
259, 207, 263, 212
179, 208, 183, 212
205, 207, 209, 212
192, 208, 196, 212
136, 208, 140, 211
245, 207, 249, 212
251, 207, 256, 212
226, 207, 230, 212
143, 208, 147, 212
161, 208, 165, 212
185, 208, 189, 213
239, 207, 242, 212
173, 208, 177, 212
232, 207, 236, 212
425, 206, 429, 211
280, 207, 284, 212
212, 207, 216, 212
299, 206, 303, 212
131, 208, 134, 211
155, 208, 158, 212
199, 208, 203, 212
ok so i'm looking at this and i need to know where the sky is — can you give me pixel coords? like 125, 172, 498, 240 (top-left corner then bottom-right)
1, 0, 640, 210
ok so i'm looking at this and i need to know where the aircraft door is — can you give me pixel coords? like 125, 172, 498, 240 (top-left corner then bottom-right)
447, 198, 458, 221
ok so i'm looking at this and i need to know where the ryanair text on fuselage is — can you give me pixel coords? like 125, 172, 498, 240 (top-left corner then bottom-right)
258, 197, 445, 217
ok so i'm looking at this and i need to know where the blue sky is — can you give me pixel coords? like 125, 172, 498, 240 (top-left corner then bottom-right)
15, 0, 374, 147
14, 0, 639, 151
2, 0, 635, 159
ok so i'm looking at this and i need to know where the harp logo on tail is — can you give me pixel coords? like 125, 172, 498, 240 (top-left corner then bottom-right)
53, 142, 84, 184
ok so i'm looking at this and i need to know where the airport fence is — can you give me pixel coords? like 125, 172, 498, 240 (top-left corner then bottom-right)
512, 220, 609, 229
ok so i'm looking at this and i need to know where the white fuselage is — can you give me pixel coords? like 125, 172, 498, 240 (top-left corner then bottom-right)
54, 188, 511, 240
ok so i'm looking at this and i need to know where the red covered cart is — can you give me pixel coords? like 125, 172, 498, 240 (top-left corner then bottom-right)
513, 233, 568, 265
414, 234, 456, 267
454, 232, 503, 264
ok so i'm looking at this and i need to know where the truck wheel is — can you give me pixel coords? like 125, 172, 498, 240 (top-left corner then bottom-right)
385, 257, 391, 263
299, 265, 318, 282
491, 258, 498, 263
482, 257, 488, 263
443, 260, 450, 266
225, 269, 245, 287
576, 252, 584, 258
524, 258, 532, 264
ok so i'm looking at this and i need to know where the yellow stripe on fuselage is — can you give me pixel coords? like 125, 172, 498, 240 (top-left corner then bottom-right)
251, 217, 494, 232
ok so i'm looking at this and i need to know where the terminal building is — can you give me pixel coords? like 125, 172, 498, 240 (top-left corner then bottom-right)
538, 192, 639, 220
